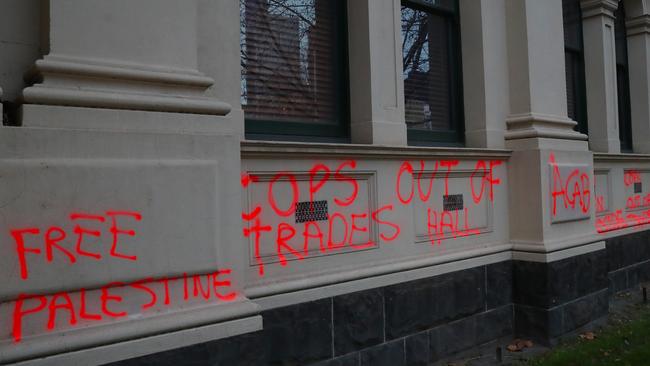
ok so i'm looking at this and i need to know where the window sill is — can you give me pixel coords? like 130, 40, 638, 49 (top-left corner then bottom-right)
593, 152, 650, 162
241, 140, 511, 160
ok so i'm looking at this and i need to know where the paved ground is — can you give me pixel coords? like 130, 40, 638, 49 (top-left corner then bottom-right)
435, 285, 649, 366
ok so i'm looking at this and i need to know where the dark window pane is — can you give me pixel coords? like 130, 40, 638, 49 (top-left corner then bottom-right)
617, 64, 632, 151
615, 3, 633, 151
241, 0, 345, 130
563, 0, 582, 51
565, 52, 577, 121
402, 8, 451, 132
615, 5, 628, 66
408, 0, 456, 12
562, 0, 588, 134
401, 0, 462, 145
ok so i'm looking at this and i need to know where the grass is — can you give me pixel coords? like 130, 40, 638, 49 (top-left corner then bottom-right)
524, 301, 650, 366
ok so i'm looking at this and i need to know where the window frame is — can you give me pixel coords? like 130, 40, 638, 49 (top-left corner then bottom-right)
614, 3, 633, 152
401, 0, 465, 146
242, 0, 351, 143
562, 0, 589, 135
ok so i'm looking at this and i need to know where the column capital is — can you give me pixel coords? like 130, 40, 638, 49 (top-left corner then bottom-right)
627, 14, 650, 35
581, 0, 619, 19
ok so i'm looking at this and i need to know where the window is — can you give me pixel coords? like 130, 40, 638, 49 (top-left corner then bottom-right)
615, 3, 633, 152
240, 0, 349, 141
562, 0, 588, 134
401, 0, 464, 145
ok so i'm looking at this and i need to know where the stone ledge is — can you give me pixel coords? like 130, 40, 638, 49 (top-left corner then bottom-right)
11, 315, 263, 366
241, 140, 512, 160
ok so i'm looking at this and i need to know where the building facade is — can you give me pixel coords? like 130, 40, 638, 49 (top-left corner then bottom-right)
2, 0, 650, 365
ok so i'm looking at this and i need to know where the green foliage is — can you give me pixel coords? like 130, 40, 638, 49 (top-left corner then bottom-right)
525, 307, 650, 366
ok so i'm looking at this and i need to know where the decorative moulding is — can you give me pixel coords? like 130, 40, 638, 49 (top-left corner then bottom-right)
22, 54, 231, 116
26, 55, 216, 87
505, 112, 588, 141
580, 0, 618, 19
626, 15, 650, 36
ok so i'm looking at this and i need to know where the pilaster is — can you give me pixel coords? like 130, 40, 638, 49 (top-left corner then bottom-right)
505, 0, 603, 343
505, 0, 594, 251
459, 0, 509, 148
3, 1, 259, 363
347, 0, 407, 146
505, 0, 586, 142
581, 0, 622, 153
198, 0, 245, 137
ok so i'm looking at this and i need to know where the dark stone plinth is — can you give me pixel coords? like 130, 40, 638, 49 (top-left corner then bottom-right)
263, 298, 333, 365
359, 340, 405, 366
515, 290, 608, 345
333, 289, 384, 355
384, 267, 485, 339
514, 250, 607, 308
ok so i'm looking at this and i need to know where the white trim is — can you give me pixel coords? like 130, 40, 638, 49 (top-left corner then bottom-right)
22, 87, 231, 116
246, 244, 513, 298
31, 55, 215, 87
12, 316, 262, 366
241, 140, 512, 160
253, 250, 512, 311
512, 241, 606, 263
0, 300, 260, 364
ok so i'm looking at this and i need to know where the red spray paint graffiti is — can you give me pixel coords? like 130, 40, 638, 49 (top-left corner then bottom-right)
10, 269, 237, 343
241, 159, 503, 276
11, 211, 141, 280
7, 211, 237, 343
4, 157, 506, 343
549, 153, 591, 217
624, 170, 641, 187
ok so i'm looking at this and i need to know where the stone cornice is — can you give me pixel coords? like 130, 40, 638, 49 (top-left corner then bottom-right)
580, 0, 619, 20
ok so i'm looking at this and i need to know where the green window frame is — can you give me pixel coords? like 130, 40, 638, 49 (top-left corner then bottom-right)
241, 0, 350, 142
401, 0, 465, 146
